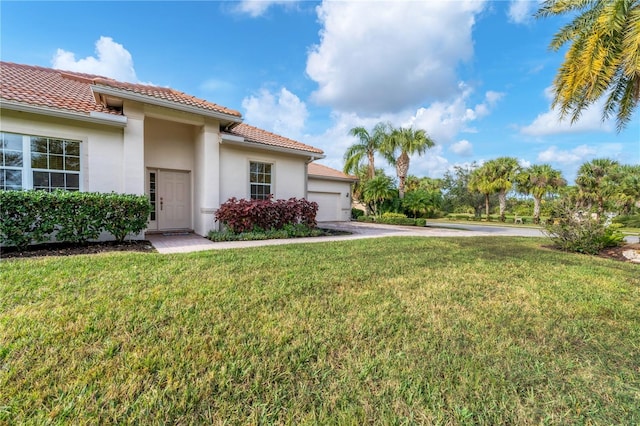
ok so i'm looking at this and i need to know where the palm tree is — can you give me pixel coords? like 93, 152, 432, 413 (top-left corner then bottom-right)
516, 164, 567, 224
382, 127, 435, 199
362, 175, 396, 217
614, 164, 640, 213
468, 166, 494, 220
576, 158, 621, 217
343, 122, 391, 180
536, 0, 640, 131
468, 157, 520, 221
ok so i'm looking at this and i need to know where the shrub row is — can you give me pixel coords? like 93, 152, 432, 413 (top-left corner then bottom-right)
0, 190, 151, 249
215, 196, 318, 233
446, 213, 535, 224
356, 214, 426, 227
208, 224, 326, 242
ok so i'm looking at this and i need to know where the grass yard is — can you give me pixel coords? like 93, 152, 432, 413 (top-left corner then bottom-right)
1, 237, 639, 424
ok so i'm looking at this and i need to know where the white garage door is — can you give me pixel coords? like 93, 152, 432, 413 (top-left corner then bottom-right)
308, 191, 341, 222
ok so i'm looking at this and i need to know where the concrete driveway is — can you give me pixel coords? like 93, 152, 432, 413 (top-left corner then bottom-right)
147, 221, 546, 254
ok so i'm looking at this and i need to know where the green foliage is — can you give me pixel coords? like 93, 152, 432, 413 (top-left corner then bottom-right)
208, 224, 325, 242
351, 208, 365, 219
0, 190, 151, 248
543, 201, 625, 255
613, 214, 640, 228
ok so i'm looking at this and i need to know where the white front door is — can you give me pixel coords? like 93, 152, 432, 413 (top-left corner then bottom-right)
158, 170, 191, 230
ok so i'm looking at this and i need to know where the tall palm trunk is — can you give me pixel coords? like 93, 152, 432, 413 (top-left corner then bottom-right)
498, 190, 507, 222
367, 152, 375, 180
484, 193, 490, 219
533, 196, 542, 224
396, 152, 410, 199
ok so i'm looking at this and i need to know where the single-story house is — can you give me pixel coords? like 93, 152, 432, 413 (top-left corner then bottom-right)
0, 61, 354, 236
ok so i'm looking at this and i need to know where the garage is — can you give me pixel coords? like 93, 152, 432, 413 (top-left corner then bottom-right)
307, 163, 357, 222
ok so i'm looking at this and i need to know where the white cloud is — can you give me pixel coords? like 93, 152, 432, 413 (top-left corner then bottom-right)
450, 140, 473, 156
507, 0, 539, 24
520, 88, 613, 136
538, 143, 624, 165
520, 104, 613, 136
241, 87, 308, 139
538, 145, 594, 164
408, 85, 504, 144
235, 0, 299, 17
52, 36, 137, 82
306, 1, 487, 114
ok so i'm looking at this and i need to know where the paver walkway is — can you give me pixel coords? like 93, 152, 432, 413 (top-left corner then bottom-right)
146, 221, 546, 254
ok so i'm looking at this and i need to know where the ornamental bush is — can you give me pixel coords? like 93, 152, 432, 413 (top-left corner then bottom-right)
542, 201, 624, 255
215, 196, 318, 234
0, 190, 151, 249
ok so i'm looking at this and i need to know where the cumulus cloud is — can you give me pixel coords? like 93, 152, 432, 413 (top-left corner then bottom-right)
52, 36, 137, 82
507, 0, 540, 24
306, 1, 486, 114
520, 86, 613, 135
408, 85, 504, 143
235, 0, 299, 17
537, 144, 624, 165
520, 104, 613, 136
241, 87, 308, 139
450, 140, 473, 156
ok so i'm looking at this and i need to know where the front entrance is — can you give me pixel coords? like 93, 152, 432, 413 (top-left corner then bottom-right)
148, 169, 191, 231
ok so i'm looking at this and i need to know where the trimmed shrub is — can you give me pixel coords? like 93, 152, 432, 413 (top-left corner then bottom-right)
0, 190, 151, 248
415, 218, 427, 227
215, 197, 318, 233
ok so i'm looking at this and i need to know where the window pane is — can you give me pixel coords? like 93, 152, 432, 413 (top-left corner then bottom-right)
264, 164, 271, 174
2, 133, 23, 151
250, 162, 258, 174
66, 173, 79, 189
65, 156, 80, 171
50, 139, 64, 154
31, 137, 48, 153
4, 151, 23, 167
32, 152, 48, 169
49, 155, 64, 170
65, 141, 80, 156
5, 169, 22, 187
33, 171, 49, 188
50, 172, 65, 188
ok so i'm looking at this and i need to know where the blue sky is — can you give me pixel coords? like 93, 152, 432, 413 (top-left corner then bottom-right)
2, 0, 638, 184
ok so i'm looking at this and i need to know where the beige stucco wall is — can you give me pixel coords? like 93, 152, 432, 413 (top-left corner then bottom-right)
144, 117, 196, 172
308, 177, 353, 221
219, 144, 307, 204
0, 109, 125, 193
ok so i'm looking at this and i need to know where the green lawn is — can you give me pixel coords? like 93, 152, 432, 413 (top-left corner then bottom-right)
1, 237, 638, 424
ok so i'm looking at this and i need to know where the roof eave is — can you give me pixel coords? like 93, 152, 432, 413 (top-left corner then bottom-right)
1, 99, 128, 127
220, 134, 325, 159
309, 174, 358, 182
91, 84, 243, 125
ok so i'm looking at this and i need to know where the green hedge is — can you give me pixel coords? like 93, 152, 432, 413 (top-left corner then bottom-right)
0, 190, 151, 249
356, 215, 427, 227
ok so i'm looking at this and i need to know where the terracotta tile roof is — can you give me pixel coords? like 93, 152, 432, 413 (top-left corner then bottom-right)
1, 62, 118, 115
308, 162, 357, 181
0, 61, 241, 118
226, 123, 324, 155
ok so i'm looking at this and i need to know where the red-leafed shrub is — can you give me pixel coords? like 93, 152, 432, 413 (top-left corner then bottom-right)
215, 196, 318, 233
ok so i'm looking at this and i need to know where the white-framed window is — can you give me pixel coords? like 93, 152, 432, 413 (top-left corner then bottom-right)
0, 131, 81, 191
249, 161, 272, 200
